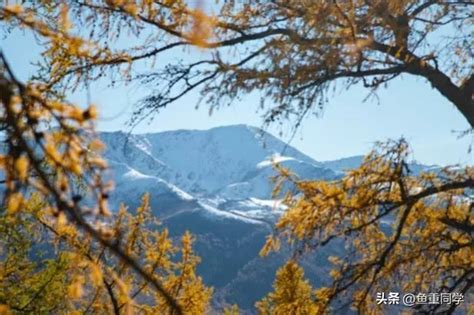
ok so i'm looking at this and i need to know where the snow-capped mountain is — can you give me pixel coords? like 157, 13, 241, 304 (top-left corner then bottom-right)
101, 125, 328, 194
99, 125, 434, 312
101, 125, 337, 222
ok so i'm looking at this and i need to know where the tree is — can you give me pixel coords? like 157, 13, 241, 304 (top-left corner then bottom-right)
1, 1, 471, 127
0, 51, 190, 313
0, 193, 212, 314
0, 195, 71, 313
0, 3, 214, 311
261, 139, 473, 313
256, 260, 322, 315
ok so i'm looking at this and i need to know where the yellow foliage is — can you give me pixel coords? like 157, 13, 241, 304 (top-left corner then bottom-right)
0, 305, 11, 315
89, 262, 103, 286
223, 304, 240, 315
7, 193, 23, 215
14, 156, 29, 182
68, 275, 85, 299
256, 260, 323, 315
0, 193, 213, 313
188, 9, 215, 48
259, 235, 280, 257
1, 1, 472, 314
265, 140, 474, 313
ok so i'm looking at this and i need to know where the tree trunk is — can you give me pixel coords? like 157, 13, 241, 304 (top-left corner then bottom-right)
409, 66, 474, 128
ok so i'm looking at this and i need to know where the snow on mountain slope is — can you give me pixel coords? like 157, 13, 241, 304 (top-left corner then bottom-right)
320, 155, 365, 173
215, 198, 286, 222
320, 155, 438, 175
108, 160, 199, 217
219, 158, 336, 200
100, 132, 171, 181
100, 125, 339, 222
101, 125, 321, 196
256, 154, 296, 168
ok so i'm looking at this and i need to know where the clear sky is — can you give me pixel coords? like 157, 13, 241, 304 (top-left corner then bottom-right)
2, 27, 473, 166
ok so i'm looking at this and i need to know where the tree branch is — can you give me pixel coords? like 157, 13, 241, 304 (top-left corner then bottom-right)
104, 279, 120, 315
371, 41, 474, 127
292, 65, 406, 96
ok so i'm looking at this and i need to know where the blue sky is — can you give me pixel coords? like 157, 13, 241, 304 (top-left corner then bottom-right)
2, 28, 473, 166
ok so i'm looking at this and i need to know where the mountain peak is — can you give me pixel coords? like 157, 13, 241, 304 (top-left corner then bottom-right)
100, 125, 322, 195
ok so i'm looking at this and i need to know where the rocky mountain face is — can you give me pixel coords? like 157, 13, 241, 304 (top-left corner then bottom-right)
99, 125, 432, 313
